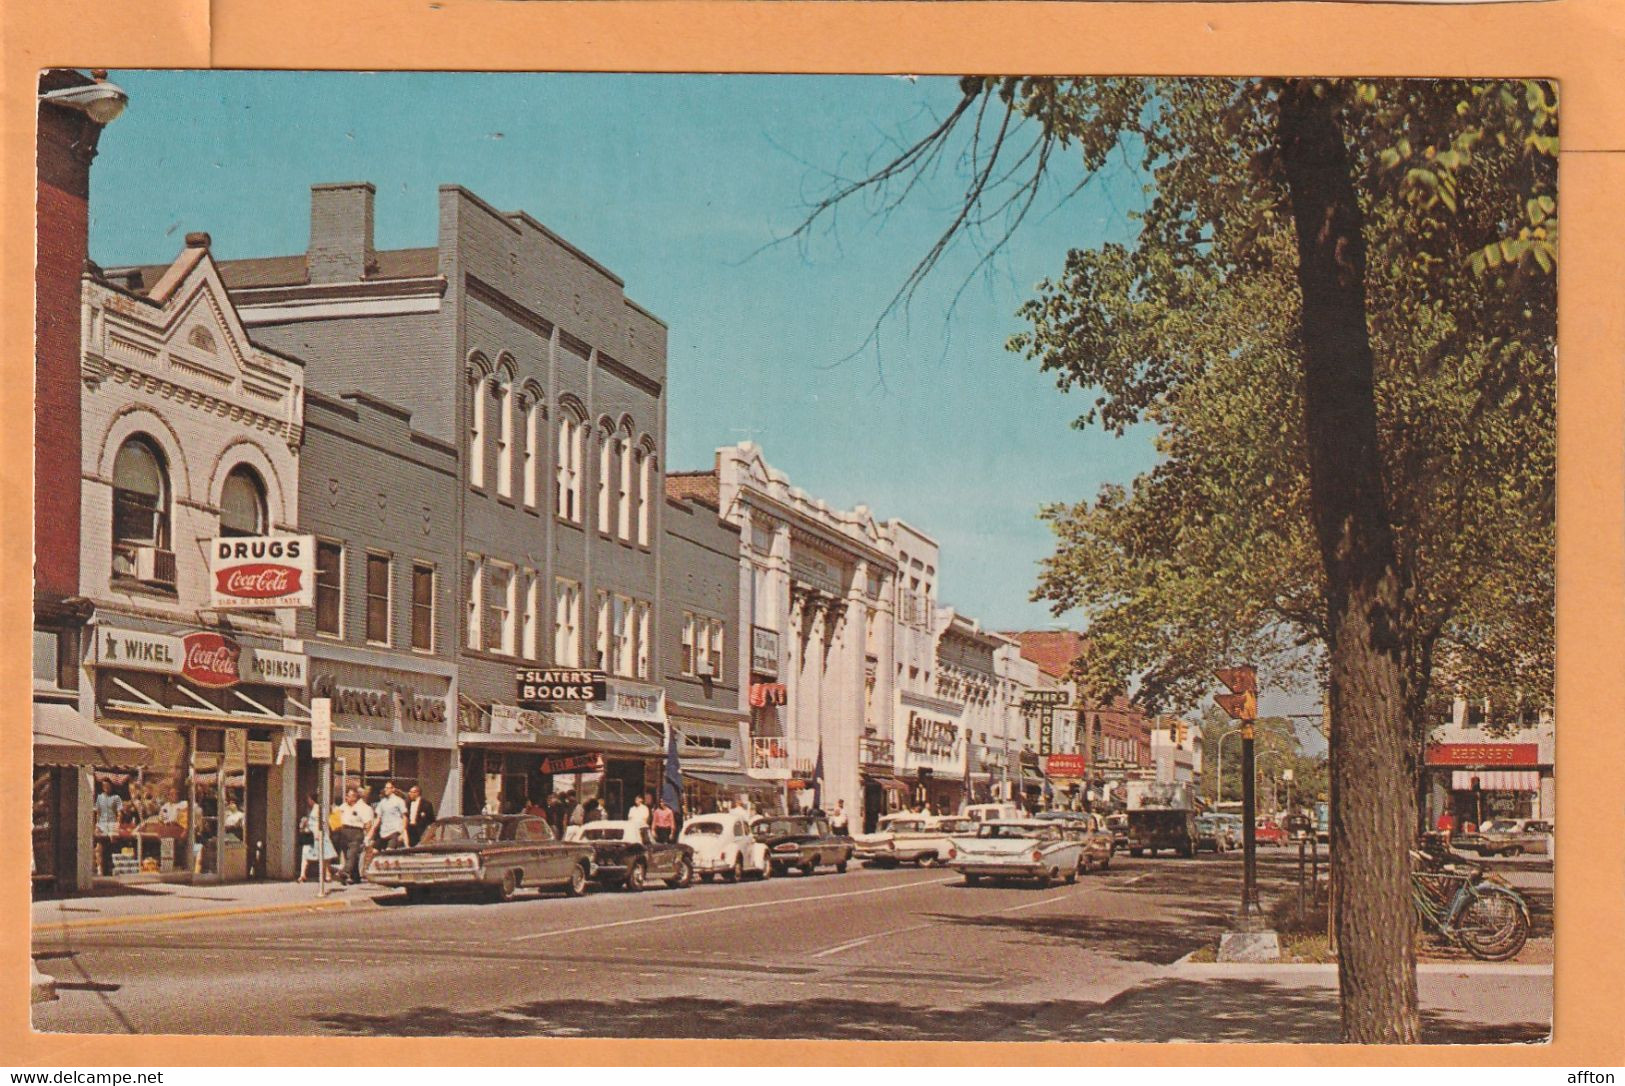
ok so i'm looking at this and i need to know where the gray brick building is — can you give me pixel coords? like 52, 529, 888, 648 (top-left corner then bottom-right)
294, 388, 460, 826
199, 183, 673, 817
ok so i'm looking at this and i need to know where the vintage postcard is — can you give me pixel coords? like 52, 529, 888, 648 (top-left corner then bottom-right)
28, 70, 1556, 1049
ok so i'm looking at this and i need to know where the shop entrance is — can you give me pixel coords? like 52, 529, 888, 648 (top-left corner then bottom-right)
603, 759, 650, 821
246, 764, 269, 880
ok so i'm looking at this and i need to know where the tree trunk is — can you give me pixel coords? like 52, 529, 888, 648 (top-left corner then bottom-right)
1276, 80, 1420, 1044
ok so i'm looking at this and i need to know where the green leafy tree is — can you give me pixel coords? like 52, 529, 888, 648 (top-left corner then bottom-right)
793, 77, 1554, 1043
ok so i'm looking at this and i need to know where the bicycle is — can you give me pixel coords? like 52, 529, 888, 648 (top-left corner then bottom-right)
1410, 845, 1531, 961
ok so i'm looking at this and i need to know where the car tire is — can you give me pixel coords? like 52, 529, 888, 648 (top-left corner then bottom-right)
623, 860, 647, 892
403, 886, 429, 904
1066, 866, 1079, 885
700, 872, 715, 884
495, 868, 518, 902
666, 856, 693, 889
836, 859, 848, 874
1130, 849, 1144, 858
1047, 867, 1063, 888
760, 857, 773, 880
770, 862, 787, 878
1099, 854, 1111, 871
725, 857, 743, 883
566, 863, 588, 898
963, 874, 982, 886
799, 861, 816, 877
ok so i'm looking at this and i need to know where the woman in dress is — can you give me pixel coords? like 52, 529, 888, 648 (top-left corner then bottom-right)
298, 792, 338, 883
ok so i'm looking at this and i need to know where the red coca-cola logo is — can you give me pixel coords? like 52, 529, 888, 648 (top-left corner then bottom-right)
216, 563, 301, 599
182, 632, 241, 688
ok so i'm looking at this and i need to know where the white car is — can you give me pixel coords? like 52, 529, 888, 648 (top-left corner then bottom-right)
963, 803, 1024, 824
679, 813, 773, 882
948, 819, 1084, 887
853, 813, 974, 867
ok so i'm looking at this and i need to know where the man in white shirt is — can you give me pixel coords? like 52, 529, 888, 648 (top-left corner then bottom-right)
830, 799, 850, 837
627, 795, 651, 829
335, 786, 373, 885
371, 780, 409, 851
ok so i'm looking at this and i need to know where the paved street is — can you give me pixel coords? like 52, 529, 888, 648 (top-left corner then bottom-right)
33, 851, 1551, 1042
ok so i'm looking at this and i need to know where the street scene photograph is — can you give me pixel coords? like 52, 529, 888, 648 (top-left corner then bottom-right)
30, 71, 1555, 1046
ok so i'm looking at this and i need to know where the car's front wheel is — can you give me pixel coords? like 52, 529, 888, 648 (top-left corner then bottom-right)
724, 856, 743, 883
963, 873, 982, 887
623, 860, 647, 892
493, 868, 518, 902
667, 856, 693, 889
835, 858, 848, 874
403, 886, 429, 904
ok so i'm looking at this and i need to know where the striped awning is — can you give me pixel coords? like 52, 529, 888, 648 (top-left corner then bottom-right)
1452, 769, 1540, 792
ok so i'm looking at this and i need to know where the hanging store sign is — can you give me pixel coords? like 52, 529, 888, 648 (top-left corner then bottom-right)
246, 740, 275, 766
541, 752, 605, 775
180, 631, 241, 688
906, 713, 957, 760
1426, 743, 1539, 766
517, 668, 608, 704
208, 535, 316, 610
749, 682, 788, 708
592, 679, 667, 724
96, 626, 306, 688
751, 626, 780, 678
1045, 753, 1089, 778
1021, 689, 1070, 707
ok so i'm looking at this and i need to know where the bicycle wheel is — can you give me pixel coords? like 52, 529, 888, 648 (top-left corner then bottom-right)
1454, 886, 1529, 961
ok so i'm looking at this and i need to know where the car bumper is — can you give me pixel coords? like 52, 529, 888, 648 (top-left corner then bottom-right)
367, 870, 486, 888
690, 856, 737, 874
591, 863, 629, 880
952, 862, 1046, 878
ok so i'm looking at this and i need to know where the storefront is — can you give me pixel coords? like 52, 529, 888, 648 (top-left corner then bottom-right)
297, 644, 456, 835
674, 714, 781, 815
88, 623, 306, 883
32, 699, 150, 896
1427, 739, 1553, 824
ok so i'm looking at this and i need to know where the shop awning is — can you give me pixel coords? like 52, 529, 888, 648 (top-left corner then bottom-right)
868, 776, 911, 793
1452, 770, 1540, 792
586, 713, 664, 752
683, 769, 783, 798
33, 701, 149, 768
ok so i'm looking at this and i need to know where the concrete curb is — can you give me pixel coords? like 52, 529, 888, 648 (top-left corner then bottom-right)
33, 891, 388, 934
1170, 960, 1552, 978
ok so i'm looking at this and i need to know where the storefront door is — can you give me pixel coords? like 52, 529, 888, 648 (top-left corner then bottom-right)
246, 765, 269, 880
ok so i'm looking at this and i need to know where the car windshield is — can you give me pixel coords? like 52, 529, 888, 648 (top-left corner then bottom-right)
1483, 819, 1521, 833
582, 827, 628, 842
977, 823, 1040, 839
886, 821, 925, 833
936, 819, 972, 833
682, 822, 722, 836
422, 819, 504, 844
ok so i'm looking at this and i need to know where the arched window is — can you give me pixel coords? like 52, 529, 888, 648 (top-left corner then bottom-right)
469, 374, 490, 488
555, 407, 584, 523
112, 437, 170, 548
523, 397, 543, 508
636, 447, 655, 547
219, 465, 267, 537
597, 424, 615, 533
495, 379, 514, 498
616, 429, 633, 540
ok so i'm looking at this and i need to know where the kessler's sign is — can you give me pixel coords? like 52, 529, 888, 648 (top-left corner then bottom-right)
208, 535, 315, 610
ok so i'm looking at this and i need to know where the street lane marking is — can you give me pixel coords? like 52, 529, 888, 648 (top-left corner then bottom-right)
810, 922, 935, 959
991, 890, 1083, 916
511, 874, 957, 943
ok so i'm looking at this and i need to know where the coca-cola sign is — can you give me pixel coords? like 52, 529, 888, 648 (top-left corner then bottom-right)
208, 535, 315, 609
182, 632, 242, 688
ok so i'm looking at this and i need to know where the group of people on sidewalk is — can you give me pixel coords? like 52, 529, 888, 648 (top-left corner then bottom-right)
299, 780, 435, 885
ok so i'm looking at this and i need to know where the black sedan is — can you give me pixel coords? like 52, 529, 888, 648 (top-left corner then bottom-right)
753, 815, 853, 876
365, 815, 593, 902
576, 820, 694, 891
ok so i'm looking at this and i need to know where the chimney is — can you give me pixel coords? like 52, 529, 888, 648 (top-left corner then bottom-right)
308, 182, 376, 283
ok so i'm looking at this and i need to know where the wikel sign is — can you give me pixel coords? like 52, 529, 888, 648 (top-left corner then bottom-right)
208, 535, 315, 610
96, 626, 306, 688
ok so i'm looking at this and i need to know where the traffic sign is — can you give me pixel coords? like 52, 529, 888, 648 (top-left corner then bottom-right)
517, 668, 608, 703
310, 697, 332, 759
1214, 666, 1258, 721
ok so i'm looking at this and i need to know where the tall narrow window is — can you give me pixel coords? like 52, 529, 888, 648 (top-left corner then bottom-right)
554, 579, 581, 666
365, 553, 391, 645
708, 621, 724, 680
636, 450, 652, 546
523, 400, 541, 508
465, 556, 483, 650
496, 380, 514, 498
612, 595, 631, 677
316, 541, 344, 636
681, 613, 695, 676
469, 376, 488, 488
636, 602, 651, 679
595, 591, 611, 671
111, 437, 171, 582
617, 434, 632, 540
411, 563, 435, 651
521, 570, 538, 659
487, 563, 516, 655
219, 465, 267, 537
597, 428, 614, 533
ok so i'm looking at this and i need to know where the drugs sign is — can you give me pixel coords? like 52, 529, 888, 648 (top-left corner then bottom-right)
208, 535, 315, 609
517, 668, 608, 704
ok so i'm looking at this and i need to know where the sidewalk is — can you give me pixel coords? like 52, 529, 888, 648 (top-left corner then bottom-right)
33, 878, 393, 934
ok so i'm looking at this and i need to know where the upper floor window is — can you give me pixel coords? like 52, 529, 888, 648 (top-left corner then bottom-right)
556, 410, 584, 523
469, 375, 489, 489
597, 426, 615, 534
495, 379, 514, 499
554, 579, 581, 667
465, 555, 484, 651
112, 436, 170, 550
315, 541, 344, 636
219, 465, 267, 537
595, 591, 611, 671
411, 562, 435, 652
635, 448, 653, 547
617, 432, 633, 540
486, 562, 517, 656
521, 569, 539, 660
523, 398, 543, 509
365, 553, 392, 645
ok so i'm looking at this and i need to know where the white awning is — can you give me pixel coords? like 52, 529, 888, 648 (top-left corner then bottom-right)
1452, 769, 1540, 792
33, 701, 149, 768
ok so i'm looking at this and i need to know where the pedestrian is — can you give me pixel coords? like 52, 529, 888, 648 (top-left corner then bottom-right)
568, 791, 586, 829
371, 780, 409, 852
334, 785, 373, 885
546, 792, 565, 837
589, 796, 608, 823
829, 799, 850, 837
628, 793, 651, 830
652, 798, 677, 843
94, 779, 124, 837
298, 793, 337, 883
1436, 809, 1456, 842
405, 784, 436, 846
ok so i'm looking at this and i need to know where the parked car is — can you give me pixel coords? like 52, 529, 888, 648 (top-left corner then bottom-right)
365, 815, 592, 902
1453, 818, 1553, 857
1105, 813, 1130, 852
578, 820, 695, 891
963, 803, 1024, 824
752, 815, 854, 876
1254, 817, 1288, 847
853, 813, 970, 867
1194, 814, 1237, 854
947, 819, 1084, 887
1127, 808, 1198, 858
1283, 811, 1313, 841
1050, 811, 1114, 874
680, 813, 772, 882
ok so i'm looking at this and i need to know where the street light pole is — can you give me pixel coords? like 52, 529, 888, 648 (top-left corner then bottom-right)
1215, 727, 1243, 806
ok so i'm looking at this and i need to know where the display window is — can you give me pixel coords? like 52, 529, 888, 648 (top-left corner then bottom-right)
331, 744, 420, 803
32, 767, 57, 888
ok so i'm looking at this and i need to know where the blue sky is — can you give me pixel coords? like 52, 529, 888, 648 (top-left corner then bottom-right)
86, 71, 1320, 734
